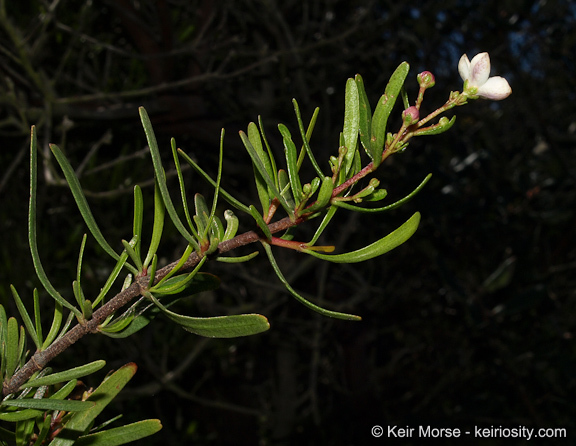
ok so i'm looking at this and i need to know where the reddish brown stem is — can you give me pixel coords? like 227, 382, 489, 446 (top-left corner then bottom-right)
4, 117, 407, 395
2, 214, 303, 397
331, 144, 396, 198
332, 162, 375, 197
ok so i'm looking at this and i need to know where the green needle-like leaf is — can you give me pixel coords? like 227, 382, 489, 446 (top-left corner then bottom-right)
20, 360, 106, 389
147, 254, 158, 288
333, 174, 431, 213
73, 234, 89, 310
56, 312, 76, 343
303, 212, 420, 262
15, 406, 35, 440
147, 292, 270, 338
240, 130, 293, 217
257, 116, 278, 183
83, 299, 93, 319
76, 233, 87, 285
401, 86, 410, 109
304, 176, 334, 214
414, 116, 457, 136
72, 280, 87, 318
222, 210, 239, 241
261, 242, 360, 320
343, 78, 360, 175
151, 244, 195, 289
248, 122, 275, 186
194, 193, 210, 236
171, 138, 198, 238
364, 189, 388, 202
370, 62, 410, 167
150, 257, 207, 295
308, 205, 338, 246
50, 144, 126, 265
278, 169, 295, 210
279, 124, 303, 203
33, 289, 43, 348
35, 416, 53, 443
99, 311, 135, 334
74, 419, 162, 446
99, 312, 151, 339
211, 216, 225, 243
249, 205, 272, 240
177, 149, 251, 214
4, 317, 20, 379
29, 127, 82, 317
103, 272, 221, 339
205, 128, 226, 241
253, 168, 271, 219
143, 180, 165, 269
93, 247, 130, 307
42, 301, 63, 350
215, 251, 259, 263
50, 363, 139, 446
17, 325, 26, 373
0, 306, 6, 381
1, 399, 92, 412
355, 74, 372, 157
0, 380, 78, 422
139, 107, 199, 251
0, 408, 42, 422
10, 286, 40, 350
245, 126, 273, 217
292, 100, 323, 177
132, 185, 144, 259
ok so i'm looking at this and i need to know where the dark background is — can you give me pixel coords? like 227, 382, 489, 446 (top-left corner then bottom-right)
1, 1, 575, 445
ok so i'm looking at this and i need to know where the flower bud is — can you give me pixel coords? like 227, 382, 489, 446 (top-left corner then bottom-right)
417, 71, 436, 89
402, 106, 420, 126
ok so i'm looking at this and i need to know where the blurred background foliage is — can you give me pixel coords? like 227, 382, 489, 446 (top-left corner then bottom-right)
1, 0, 575, 445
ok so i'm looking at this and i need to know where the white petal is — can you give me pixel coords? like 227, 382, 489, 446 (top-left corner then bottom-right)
458, 54, 471, 81
469, 53, 491, 87
477, 76, 512, 100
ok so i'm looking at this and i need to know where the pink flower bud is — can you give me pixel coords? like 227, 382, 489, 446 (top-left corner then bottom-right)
417, 71, 436, 89
402, 106, 420, 125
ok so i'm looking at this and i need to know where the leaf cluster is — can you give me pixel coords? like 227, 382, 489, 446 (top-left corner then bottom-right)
1, 60, 463, 444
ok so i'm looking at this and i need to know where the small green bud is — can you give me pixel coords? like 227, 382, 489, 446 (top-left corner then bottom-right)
122, 273, 133, 290
329, 155, 338, 173
223, 210, 239, 241
417, 71, 436, 89
368, 178, 380, 188
402, 106, 420, 126
83, 300, 93, 319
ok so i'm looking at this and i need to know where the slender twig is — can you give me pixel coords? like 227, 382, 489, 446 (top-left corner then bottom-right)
4, 110, 377, 395
331, 148, 392, 198
2, 213, 301, 396
4, 144, 392, 396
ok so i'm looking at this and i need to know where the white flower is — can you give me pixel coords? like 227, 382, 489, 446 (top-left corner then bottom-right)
458, 52, 512, 100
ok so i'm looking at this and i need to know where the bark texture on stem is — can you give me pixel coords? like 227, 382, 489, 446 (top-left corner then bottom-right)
3, 214, 301, 396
